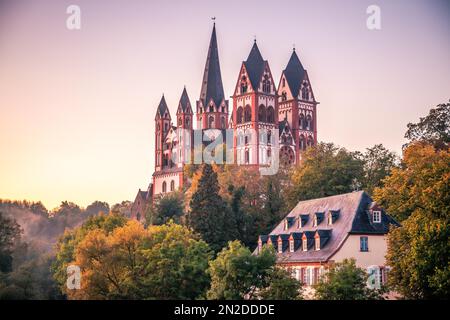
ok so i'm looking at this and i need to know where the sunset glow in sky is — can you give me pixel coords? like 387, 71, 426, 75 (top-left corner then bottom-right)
0, 0, 449, 209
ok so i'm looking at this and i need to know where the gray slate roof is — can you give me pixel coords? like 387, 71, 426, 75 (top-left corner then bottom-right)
156, 95, 170, 118
264, 191, 400, 263
178, 87, 192, 113
283, 50, 305, 98
244, 42, 265, 91
199, 24, 225, 107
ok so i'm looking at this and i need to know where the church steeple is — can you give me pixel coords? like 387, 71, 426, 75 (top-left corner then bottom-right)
197, 23, 228, 130
199, 23, 225, 107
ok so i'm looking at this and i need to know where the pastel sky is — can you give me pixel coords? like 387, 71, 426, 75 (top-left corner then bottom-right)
0, 0, 449, 210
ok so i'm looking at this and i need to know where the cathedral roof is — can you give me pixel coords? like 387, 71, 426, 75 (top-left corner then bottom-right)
244, 42, 266, 90
156, 95, 170, 119
199, 24, 225, 107
178, 87, 192, 113
283, 50, 306, 98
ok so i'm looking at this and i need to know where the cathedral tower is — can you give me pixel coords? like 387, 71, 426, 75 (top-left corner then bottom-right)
196, 23, 229, 130
277, 49, 318, 164
231, 41, 278, 166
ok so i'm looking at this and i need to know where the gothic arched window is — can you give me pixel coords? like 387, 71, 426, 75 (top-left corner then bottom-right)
267, 130, 272, 144
244, 105, 252, 122
267, 106, 274, 123
241, 75, 248, 94
299, 114, 305, 129
307, 136, 314, 147
170, 180, 175, 191
162, 181, 167, 193
281, 91, 287, 101
262, 75, 270, 93
299, 135, 306, 150
245, 149, 250, 164
221, 116, 226, 129
186, 117, 190, 127
209, 105, 214, 113
237, 107, 243, 124
306, 115, 313, 131
209, 115, 215, 128
301, 83, 310, 100
258, 105, 266, 122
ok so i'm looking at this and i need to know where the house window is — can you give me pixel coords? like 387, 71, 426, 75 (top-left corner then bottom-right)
162, 181, 167, 193
315, 237, 320, 251
282, 78, 286, 87
360, 236, 369, 252
289, 240, 294, 252
373, 211, 381, 223
278, 241, 283, 253
170, 180, 175, 191
245, 149, 250, 164
302, 238, 308, 251
302, 268, 307, 284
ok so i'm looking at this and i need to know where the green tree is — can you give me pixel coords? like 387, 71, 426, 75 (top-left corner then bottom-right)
314, 259, 384, 300
207, 241, 302, 300
286, 142, 364, 208
189, 164, 235, 252
359, 144, 399, 195
0, 212, 22, 273
405, 100, 449, 149
146, 192, 184, 226
386, 210, 449, 299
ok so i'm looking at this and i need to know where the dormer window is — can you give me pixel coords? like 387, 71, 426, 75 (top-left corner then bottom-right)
302, 238, 308, 251
373, 211, 381, 223
315, 237, 320, 251
328, 213, 333, 225
289, 239, 294, 252
284, 219, 288, 231
278, 241, 283, 253
313, 216, 318, 227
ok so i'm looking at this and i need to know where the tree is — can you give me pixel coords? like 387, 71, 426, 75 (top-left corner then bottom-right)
85, 201, 110, 216
146, 192, 184, 226
314, 259, 384, 300
386, 210, 449, 299
52, 213, 128, 296
0, 212, 22, 273
258, 267, 303, 300
189, 164, 235, 252
286, 142, 364, 209
207, 241, 302, 300
405, 101, 449, 149
373, 142, 449, 221
63, 220, 212, 300
359, 144, 399, 195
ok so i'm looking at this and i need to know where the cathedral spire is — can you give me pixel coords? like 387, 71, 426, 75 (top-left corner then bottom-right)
199, 23, 225, 107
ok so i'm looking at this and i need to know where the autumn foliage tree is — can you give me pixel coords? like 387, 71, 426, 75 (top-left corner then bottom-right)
54, 217, 212, 300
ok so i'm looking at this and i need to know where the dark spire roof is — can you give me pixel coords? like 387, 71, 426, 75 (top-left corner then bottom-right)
283, 50, 306, 97
244, 41, 265, 90
156, 95, 170, 118
178, 87, 192, 113
199, 24, 225, 107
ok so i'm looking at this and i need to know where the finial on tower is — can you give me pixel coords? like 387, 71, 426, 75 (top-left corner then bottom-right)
254, 35, 257, 43
212, 16, 216, 25
293, 43, 296, 51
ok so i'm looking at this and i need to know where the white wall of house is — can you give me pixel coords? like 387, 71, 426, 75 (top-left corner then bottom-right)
330, 234, 388, 268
